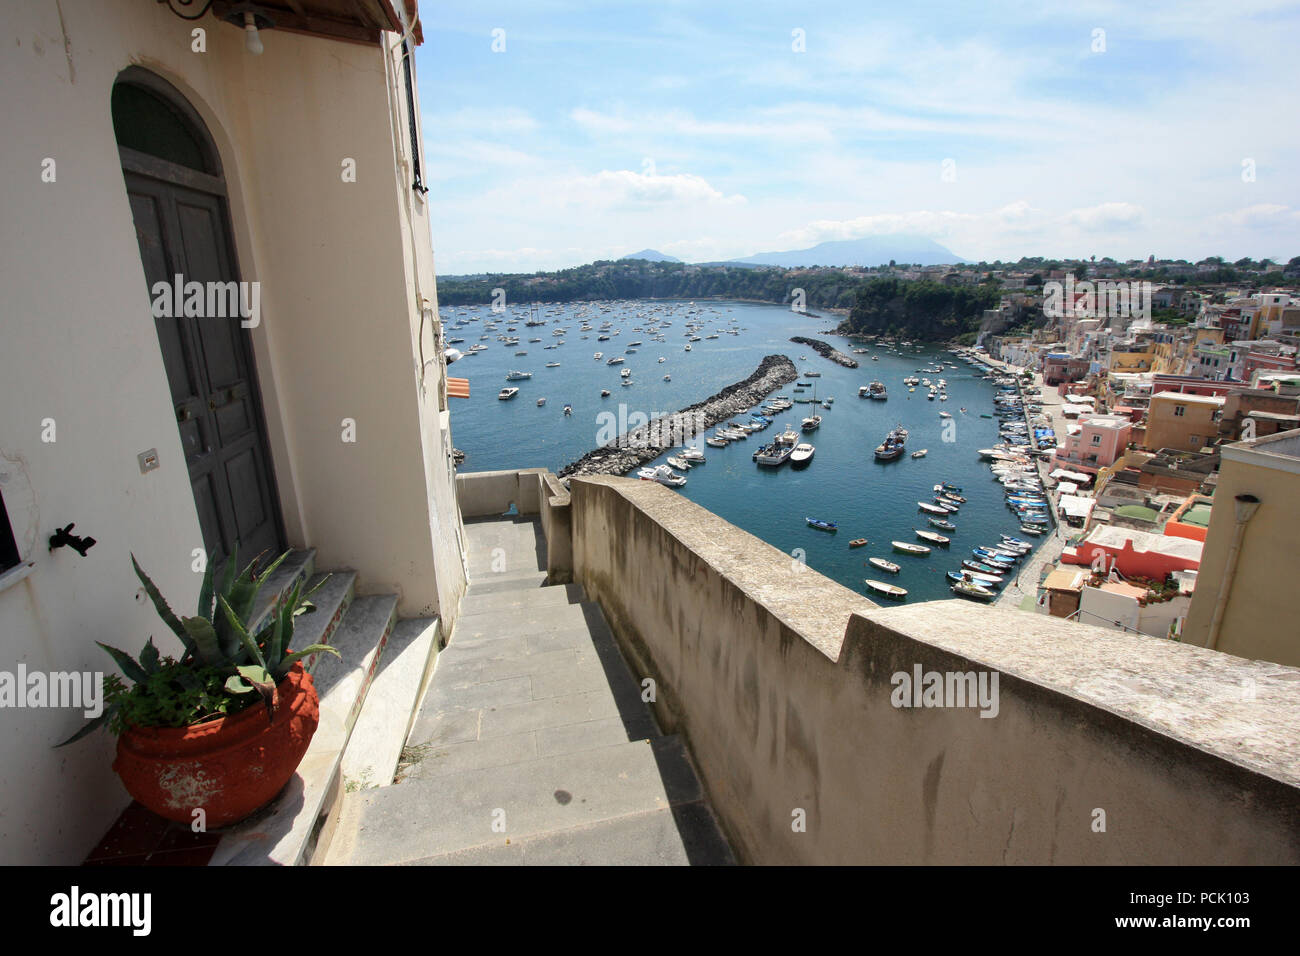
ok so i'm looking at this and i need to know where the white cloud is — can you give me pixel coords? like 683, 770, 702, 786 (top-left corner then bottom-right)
1064, 202, 1146, 231
567, 169, 746, 207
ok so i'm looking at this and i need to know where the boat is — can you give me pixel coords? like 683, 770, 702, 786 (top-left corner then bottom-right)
620, 368, 631, 378
636, 465, 686, 487
875, 427, 907, 460
950, 581, 995, 602
963, 560, 1003, 575
679, 448, 705, 463
806, 517, 837, 532
663, 375, 671, 381
536, 398, 546, 406
563, 404, 572, 416
658, 357, 666, 363
600, 389, 610, 397
911, 449, 927, 459
498, 387, 519, 400
790, 442, 815, 465
607, 356, 624, 365
934, 487, 966, 502
848, 539, 869, 549
705, 436, 728, 448
594, 352, 603, 360
864, 579, 907, 600
928, 517, 957, 531
505, 370, 532, 381
868, 557, 901, 574
915, 529, 950, 546
892, 540, 931, 556
800, 414, 822, 432
666, 456, 690, 471
685, 344, 691, 351
862, 381, 887, 400
999, 535, 1034, 549
947, 570, 1003, 588
917, 501, 951, 515
754, 440, 793, 466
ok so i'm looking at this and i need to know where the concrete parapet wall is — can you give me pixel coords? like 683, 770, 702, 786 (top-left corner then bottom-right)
569, 475, 1300, 864
456, 469, 547, 518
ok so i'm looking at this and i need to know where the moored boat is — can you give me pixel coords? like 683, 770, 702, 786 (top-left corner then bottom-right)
950, 580, 995, 602
868, 557, 901, 574
915, 529, 950, 546
892, 540, 931, 556
806, 517, 837, 532
864, 579, 907, 600
849, 538, 869, 549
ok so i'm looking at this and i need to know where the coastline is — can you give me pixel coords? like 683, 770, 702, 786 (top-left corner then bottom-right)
558, 354, 799, 479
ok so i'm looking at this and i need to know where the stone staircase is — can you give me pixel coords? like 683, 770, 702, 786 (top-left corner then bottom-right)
322, 516, 734, 865
209, 549, 438, 866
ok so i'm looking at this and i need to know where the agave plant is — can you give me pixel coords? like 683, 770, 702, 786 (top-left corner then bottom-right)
57, 547, 339, 745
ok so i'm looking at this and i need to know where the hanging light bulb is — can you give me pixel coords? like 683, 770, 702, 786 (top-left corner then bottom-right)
243, 11, 263, 54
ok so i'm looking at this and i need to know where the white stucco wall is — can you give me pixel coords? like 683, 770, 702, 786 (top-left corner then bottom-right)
0, 0, 465, 862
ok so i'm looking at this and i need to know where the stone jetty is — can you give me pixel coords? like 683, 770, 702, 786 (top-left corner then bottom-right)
558, 354, 798, 479
790, 336, 858, 368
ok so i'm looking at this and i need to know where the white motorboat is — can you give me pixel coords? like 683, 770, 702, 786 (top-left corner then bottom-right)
505, 370, 532, 381
498, 387, 519, 400
536, 398, 546, 406
666, 456, 691, 471
594, 352, 603, 360
637, 464, 686, 487
790, 443, 815, 464
679, 448, 705, 463
620, 368, 631, 378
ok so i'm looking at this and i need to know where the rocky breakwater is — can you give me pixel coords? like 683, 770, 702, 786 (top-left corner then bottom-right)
558, 354, 799, 479
790, 336, 858, 369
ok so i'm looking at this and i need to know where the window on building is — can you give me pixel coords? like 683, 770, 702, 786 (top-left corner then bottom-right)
0, 487, 20, 577
1173, 405, 1186, 417
1091, 434, 1101, 445
1189, 435, 1201, 446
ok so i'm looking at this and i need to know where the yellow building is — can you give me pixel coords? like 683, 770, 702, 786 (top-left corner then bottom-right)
1183, 429, 1300, 667
1108, 342, 1156, 373
1144, 392, 1225, 452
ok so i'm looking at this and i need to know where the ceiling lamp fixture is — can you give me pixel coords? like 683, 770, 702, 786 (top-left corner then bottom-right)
220, 2, 275, 55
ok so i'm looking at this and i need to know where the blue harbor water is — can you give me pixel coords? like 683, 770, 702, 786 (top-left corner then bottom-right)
448, 299, 1036, 603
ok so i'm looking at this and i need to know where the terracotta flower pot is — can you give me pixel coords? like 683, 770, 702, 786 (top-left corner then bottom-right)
113, 663, 320, 828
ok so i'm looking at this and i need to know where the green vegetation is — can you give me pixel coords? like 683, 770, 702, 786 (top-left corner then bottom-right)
838, 278, 1001, 341
438, 259, 870, 311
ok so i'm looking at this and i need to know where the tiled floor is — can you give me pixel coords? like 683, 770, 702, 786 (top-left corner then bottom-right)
82, 802, 220, 866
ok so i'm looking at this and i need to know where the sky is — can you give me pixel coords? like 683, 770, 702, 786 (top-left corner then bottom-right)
413, 1, 1300, 275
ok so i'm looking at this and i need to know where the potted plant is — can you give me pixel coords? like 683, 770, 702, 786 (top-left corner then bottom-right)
57, 549, 339, 828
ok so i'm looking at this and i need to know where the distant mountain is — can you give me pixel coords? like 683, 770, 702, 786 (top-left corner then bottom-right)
726, 236, 964, 269
620, 249, 682, 263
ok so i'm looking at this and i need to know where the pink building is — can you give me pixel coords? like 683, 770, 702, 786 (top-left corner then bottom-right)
1053, 414, 1133, 475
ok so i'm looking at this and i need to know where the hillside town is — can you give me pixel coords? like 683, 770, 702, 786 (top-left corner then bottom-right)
950, 263, 1299, 667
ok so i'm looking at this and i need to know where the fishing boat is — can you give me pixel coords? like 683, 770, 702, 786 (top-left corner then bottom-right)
868, 557, 901, 574
875, 427, 906, 460
963, 560, 1003, 575
498, 387, 519, 400
892, 540, 931, 556
915, 529, 950, 546
917, 501, 951, 515
864, 579, 907, 600
849, 538, 869, 549
934, 487, 967, 502
950, 581, 995, 602
928, 517, 957, 531
806, 517, 837, 532
636, 464, 686, 487
1018, 524, 1044, 536
911, 449, 927, 458
790, 442, 815, 465
753, 439, 794, 466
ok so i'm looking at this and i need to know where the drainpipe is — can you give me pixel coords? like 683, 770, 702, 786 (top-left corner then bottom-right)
1205, 493, 1260, 650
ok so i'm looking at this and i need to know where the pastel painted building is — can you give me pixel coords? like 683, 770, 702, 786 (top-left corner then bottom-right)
1053, 415, 1133, 475
1144, 392, 1225, 452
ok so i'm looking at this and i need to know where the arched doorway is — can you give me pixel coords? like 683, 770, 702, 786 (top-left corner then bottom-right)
113, 67, 283, 570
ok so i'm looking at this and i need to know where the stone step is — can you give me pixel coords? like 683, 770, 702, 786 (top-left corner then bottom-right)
248, 548, 316, 634
451, 601, 600, 642
328, 736, 710, 866
401, 803, 735, 866
461, 570, 548, 595
210, 586, 398, 867
293, 570, 356, 658
460, 582, 585, 617
340, 617, 440, 792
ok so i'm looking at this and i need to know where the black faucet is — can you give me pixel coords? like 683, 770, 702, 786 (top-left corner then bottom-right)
49, 523, 96, 556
